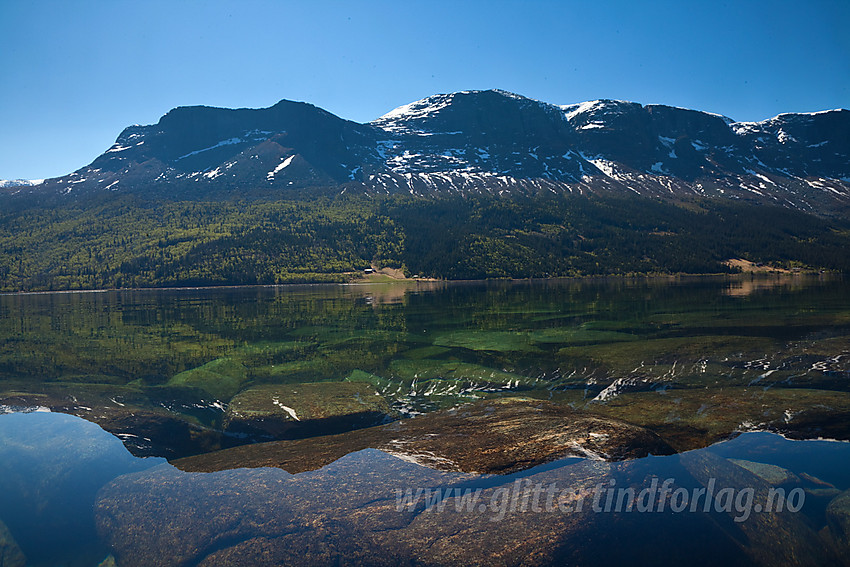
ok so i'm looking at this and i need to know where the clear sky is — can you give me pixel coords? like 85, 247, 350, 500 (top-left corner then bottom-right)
1, 0, 848, 180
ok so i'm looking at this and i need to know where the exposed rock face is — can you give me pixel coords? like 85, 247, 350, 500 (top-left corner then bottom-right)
223, 381, 394, 439
370, 397, 676, 473
176, 397, 675, 475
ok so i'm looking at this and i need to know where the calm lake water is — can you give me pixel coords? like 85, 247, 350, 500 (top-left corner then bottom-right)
1, 275, 849, 565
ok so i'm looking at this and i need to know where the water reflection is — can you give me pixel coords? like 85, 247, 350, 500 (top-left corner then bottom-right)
0, 411, 164, 567
724, 274, 813, 297
1, 411, 848, 566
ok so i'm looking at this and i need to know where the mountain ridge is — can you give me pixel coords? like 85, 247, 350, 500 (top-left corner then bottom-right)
4, 89, 849, 216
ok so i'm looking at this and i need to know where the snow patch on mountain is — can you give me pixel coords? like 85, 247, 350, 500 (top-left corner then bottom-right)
373, 94, 456, 133
731, 122, 761, 135
176, 137, 244, 161
560, 99, 632, 121
267, 155, 296, 179
561, 100, 607, 121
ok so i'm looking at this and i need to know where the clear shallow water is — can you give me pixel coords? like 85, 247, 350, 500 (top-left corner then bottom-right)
1, 275, 849, 455
0, 411, 849, 566
1, 275, 850, 565
0, 412, 165, 567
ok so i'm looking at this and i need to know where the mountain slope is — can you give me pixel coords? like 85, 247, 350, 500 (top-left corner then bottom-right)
5, 90, 850, 216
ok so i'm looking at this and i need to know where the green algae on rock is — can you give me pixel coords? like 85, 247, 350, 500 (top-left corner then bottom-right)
167, 357, 248, 401
223, 382, 395, 439
434, 330, 541, 353
343, 369, 397, 391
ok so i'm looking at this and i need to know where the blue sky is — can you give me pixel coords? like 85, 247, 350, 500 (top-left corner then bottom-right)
1, 0, 848, 180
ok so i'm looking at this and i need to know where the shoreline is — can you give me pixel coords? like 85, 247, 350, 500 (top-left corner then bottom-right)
0, 270, 838, 297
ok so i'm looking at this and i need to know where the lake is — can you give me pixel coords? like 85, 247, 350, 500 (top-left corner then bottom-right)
1, 275, 849, 566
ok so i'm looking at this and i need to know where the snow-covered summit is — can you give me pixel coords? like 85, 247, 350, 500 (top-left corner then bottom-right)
373, 93, 459, 133
0, 179, 44, 188
372, 89, 560, 135
560, 99, 636, 121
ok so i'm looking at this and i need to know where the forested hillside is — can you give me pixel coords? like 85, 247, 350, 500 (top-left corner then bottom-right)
2, 192, 848, 292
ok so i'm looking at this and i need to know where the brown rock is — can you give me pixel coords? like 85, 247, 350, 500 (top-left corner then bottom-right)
177, 397, 675, 475
586, 387, 850, 452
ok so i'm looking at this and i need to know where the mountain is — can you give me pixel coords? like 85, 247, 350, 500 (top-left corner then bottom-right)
9, 90, 850, 216
0, 179, 44, 188
2, 90, 850, 292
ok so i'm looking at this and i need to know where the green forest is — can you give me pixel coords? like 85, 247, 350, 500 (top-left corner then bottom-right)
1, 191, 849, 292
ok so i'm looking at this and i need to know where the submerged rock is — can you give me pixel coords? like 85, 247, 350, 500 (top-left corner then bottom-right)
96, 451, 460, 567
729, 459, 801, 486
0, 518, 26, 567
381, 451, 837, 567
388, 358, 529, 387
589, 387, 850, 452
98, 444, 838, 566
0, 386, 224, 459
827, 490, 850, 555
223, 381, 394, 439
176, 397, 675, 475
167, 357, 248, 401
679, 452, 836, 566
